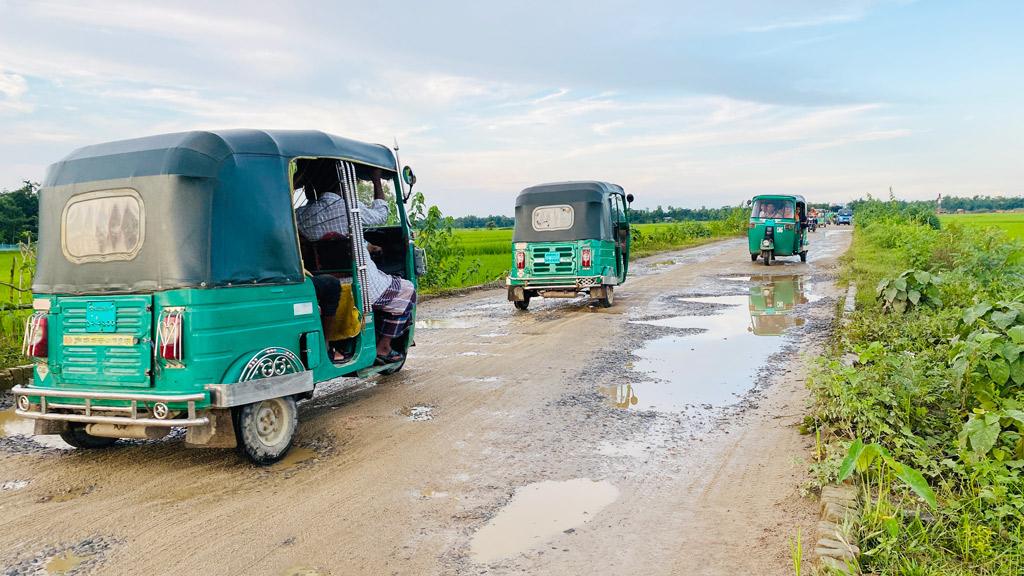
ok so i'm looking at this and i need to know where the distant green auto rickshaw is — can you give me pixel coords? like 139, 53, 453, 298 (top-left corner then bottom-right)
507, 181, 633, 309
747, 194, 809, 265
14, 129, 422, 464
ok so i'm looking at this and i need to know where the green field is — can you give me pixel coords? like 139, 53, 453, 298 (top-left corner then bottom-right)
0, 250, 32, 368
940, 211, 1024, 240
441, 221, 743, 292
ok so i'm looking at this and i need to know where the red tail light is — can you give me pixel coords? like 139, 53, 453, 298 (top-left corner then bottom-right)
22, 313, 48, 358
515, 250, 526, 271
581, 247, 592, 269
157, 308, 184, 363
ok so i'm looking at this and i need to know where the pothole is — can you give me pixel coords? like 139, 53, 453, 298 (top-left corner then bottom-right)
400, 406, 433, 422
626, 275, 812, 411
470, 478, 619, 563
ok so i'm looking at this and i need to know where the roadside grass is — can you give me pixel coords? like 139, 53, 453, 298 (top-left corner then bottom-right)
807, 200, 1024, 575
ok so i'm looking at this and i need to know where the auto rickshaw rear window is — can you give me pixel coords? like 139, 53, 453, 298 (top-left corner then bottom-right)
531, 205, 574, 231
61, 189, 145, 263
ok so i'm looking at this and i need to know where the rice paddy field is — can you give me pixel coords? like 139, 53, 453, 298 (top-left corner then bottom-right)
939, 211, 1024, 240
0, 249, 32, 368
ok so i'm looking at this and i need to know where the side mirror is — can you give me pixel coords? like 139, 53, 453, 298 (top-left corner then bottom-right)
745, 199, 752, 207
402, 166, 416, 202
626, 193, 634, 204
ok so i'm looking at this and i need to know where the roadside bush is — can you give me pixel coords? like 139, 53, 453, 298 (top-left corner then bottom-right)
876, 270, 942, 313
808, 202, 1024, 574
409, 192, 480, 292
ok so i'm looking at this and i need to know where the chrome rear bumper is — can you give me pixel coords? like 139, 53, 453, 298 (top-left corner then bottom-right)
10, 385, 209, 427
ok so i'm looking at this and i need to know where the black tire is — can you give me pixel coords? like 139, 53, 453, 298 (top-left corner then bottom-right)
750, 253, 758, 262
800, 251, 808, 263
762, 250, 771, 266
233, 396, 297, 465
514, 298, 530, 311
59, 425, 118, 449
599, 285, 615, 308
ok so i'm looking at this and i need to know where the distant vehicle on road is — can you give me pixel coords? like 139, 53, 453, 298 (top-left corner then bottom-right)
838, 208, 853, 225
507, 181, 633, 309
747, 194, 809, 266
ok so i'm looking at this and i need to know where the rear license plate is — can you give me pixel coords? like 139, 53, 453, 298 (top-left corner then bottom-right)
544, 252, 561, 263
63, 334, 137, 347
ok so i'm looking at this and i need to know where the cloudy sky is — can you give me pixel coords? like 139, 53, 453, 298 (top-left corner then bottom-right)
0, 0, 1021, 215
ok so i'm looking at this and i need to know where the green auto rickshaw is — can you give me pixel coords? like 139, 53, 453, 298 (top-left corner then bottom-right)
507, 181, 633, 309
747, 194, 809, 265
14, 129, 422, 464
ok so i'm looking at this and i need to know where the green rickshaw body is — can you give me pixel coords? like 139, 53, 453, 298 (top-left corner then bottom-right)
14, 130, 417, 461
506, 182, 631, 308
747, 194, 809, 265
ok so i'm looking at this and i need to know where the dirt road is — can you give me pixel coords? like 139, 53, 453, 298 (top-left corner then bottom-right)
1, 228, 851, 576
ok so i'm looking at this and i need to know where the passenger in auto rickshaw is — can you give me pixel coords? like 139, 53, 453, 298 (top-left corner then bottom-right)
294, 164, 415, 365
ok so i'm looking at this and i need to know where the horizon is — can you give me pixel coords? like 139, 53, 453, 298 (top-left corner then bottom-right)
1, 0, 1022, 216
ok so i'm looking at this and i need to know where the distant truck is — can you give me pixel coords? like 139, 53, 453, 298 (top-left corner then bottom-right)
838, 209, 853, 225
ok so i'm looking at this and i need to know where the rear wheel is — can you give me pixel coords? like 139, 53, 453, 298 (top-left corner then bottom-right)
800, 251, 808, 263
750, 253, 758, 262
233, 396, 297, 465
59, 425, 118, 449
599, 285, 615, 308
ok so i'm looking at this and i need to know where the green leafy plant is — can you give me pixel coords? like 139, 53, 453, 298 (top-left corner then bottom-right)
876, 269, 942, 313
838, 439, 937, 508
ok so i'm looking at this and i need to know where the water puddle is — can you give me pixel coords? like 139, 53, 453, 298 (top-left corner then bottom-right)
272, 447, 317, 470
470, 478, 619, 563
416, 318, 479, 330
627, 276, 810, 411
400, 406, 433, 421
2, 479, 30, 491
0, 408, 73, 450
45, 552, 88, 574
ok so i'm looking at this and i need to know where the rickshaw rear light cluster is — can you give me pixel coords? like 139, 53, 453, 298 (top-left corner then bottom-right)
22, 313, 48, 358
581, 247, 592, 269
515, 250, 526, 271
157, 308, 184, 362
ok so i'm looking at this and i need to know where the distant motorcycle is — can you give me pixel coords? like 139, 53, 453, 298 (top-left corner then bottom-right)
809, 217, 818, 232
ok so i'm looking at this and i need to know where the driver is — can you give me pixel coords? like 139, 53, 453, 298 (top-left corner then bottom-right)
296, 166, 415, 365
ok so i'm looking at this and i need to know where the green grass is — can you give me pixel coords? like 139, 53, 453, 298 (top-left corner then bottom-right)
0, 250, 32, 369
940, 212, 1024, 241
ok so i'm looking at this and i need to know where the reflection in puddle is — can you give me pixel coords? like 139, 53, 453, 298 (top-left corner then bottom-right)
627, 276, 810, 411
470, 478, 619, 563
598, 384, 639, 409
45, 552, 88, 574
0, 408, 73, 450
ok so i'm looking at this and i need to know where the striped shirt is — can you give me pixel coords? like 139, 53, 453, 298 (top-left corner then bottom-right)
296, 193, 393, 304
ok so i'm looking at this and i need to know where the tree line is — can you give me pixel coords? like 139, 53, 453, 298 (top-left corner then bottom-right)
0, 181, 38, 244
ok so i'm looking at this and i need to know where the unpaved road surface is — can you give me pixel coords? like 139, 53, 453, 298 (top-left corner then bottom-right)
1, 229, 851, 576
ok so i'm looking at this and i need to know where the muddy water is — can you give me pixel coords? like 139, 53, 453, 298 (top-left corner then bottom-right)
0, 407, 73, 449
626, 276, 813, 411
470, 478, 619, 563
45, 551, 87, 574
